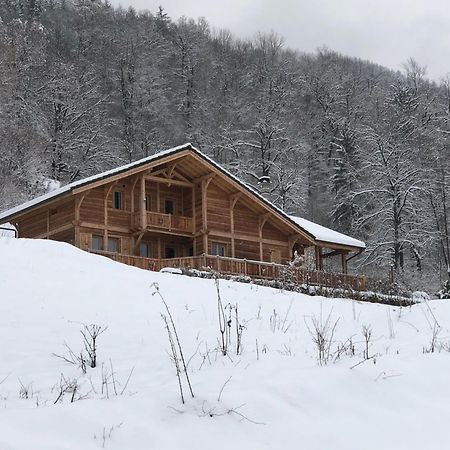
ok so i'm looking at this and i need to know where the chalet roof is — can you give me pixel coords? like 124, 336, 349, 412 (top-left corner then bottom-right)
0, 143, 365, 251
288, 216, 366, 250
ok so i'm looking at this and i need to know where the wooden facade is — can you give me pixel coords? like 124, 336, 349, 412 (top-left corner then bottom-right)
0, 144, 366, 290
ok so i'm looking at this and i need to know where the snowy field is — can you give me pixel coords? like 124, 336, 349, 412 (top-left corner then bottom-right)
0, 238, 449, 450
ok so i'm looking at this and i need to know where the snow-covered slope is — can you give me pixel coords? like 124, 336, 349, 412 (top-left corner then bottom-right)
0, 238, 449, 450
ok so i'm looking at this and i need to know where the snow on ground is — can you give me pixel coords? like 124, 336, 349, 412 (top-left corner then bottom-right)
0, 238, 449, 450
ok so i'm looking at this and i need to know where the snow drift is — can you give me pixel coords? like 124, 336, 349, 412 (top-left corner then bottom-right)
0, 238, 449, 450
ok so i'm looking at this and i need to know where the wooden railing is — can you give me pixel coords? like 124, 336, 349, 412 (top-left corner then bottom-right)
89, 250, 366, 291
133, 211, 193, 234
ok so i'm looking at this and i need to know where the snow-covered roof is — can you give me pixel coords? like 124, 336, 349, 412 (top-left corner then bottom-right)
0, 142, 365, 251
289, 215, 366, 250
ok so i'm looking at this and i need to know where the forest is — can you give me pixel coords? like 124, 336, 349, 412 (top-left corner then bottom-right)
0, 0, 449, 291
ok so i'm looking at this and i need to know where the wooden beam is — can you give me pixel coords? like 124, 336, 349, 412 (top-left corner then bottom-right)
167, 162, 177, 178
134, 231, 145, 253
193, 172, 215, 184
145, 175, 193, 188
36, 223, 73, 239
208, 229, 288, 246
172, 169, 191, 183
72, 149, 191, 195
321, 249, 344, 259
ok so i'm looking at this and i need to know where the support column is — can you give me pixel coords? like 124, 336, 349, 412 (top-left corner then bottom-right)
230, 193, 241, 258
192, 185, 196, 254
104, 184, 116, 250
46, 210, 50, 240
201, 177, 214, 255
140, 175, 146, 229
74, 193, 86, 248
341, 252, 348, 274
156, 183, 161, 213
315, 246, 323, 271
258, 213, 270, 262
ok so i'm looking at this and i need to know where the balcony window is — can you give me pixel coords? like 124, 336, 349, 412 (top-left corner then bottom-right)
108, 237, 120, 253
145, 195, 152, 211
211, 242, 226, 257
165, 199, 174, 215
113, 191, 123, 210
91, 235, 103, 251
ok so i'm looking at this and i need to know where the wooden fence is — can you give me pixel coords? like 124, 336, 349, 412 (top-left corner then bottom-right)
89, 250, 366, 291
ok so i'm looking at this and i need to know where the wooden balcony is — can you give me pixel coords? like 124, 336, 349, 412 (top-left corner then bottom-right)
89, 250, 366, 291
133, 211, 193, 234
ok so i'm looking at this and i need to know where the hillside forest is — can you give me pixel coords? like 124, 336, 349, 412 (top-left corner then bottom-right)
1, 0, 449, 291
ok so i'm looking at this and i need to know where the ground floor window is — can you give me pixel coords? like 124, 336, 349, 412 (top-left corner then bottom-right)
139, 242, 150, 258
108, 237, 120, 253
165, 246, 175, 258
211, 241, 226, 257
91, 234, 103, 251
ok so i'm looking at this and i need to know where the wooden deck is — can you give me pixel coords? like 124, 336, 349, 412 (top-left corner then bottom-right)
89, 250, 366, 291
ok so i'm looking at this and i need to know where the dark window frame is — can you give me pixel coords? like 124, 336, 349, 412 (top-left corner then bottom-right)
113, 191, 123, 210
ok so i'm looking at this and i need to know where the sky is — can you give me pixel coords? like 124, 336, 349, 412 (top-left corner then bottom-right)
110, 0, 450, 81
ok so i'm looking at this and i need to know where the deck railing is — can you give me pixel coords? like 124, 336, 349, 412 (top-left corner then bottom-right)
89, 250, 366, 291
133, 211, 193, 234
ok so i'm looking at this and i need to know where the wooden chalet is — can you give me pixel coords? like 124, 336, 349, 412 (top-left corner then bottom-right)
0, 144, 366, 289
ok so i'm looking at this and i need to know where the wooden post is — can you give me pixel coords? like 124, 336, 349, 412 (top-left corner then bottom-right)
341, 252, 348, 274
201, 177, 213, 255
230, 193, 241, 258
191, 186, 196, 234
130, 176, 139, 228
140, 175, 146, 230
156, 183, 160, 213
315, 246, 322, 271
158, 237, 162, 259
103, 183, 116, 250
74, 193, 86, 248
258, 214, 270, 262
46, 210, 50, 239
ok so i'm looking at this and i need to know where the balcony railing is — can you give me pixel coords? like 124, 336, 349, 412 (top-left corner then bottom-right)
89, 250, 366, 291
133, 211, 193, 234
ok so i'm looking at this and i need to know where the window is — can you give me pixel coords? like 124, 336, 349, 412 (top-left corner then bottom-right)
164, 199, 174, 215
211, 242, 226, 257
91, 235, 103, 251
113, 191, 123, 210
107, 237, 120, 253
165, 247, 175, 258
145, 195, 152, 211
139, 242, 150, 258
